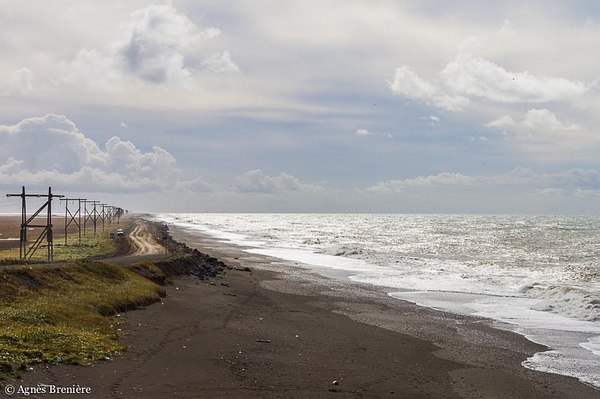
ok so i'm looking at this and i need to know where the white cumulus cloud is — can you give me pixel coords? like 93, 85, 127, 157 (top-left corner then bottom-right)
0, 114, 211, 193
367, 168, 600, 195
390, 65, 438, 100
440, 55, 587, 104
232, 169, 326, 193
390, 65, 469, 111
64, 4, 236, 87
485, 115, 517, 129
201, 51, 240, 73
368, 172, 478, 193
391, 55, 588, 112
484, 109, 589, 161
486, 109, 579, 133
391, 19, 590, 115
522, 109, 579, 131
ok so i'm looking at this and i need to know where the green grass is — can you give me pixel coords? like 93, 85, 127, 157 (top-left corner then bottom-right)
0, 261, 165, 379
0, 232, 118, 264
53, 234, 118, 261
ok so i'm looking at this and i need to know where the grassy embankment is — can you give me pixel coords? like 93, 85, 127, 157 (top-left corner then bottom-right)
0, 232, 166, 380
0, 231, 118, 264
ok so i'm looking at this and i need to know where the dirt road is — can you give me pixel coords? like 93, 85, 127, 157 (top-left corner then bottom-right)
127, 220, 165, 256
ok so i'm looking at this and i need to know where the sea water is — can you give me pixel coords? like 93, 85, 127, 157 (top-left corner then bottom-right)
154, 213, 600, 388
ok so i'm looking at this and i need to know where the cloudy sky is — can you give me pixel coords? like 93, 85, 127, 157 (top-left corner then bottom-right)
1, 0, 600, 213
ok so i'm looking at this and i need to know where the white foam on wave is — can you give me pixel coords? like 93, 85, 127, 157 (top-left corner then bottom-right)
320, 244, 365, 257
246, 247, 376, 274
154, 214, 266, 247
348, 262, 514, 297
527, 284, 600, 322
389, 291, 600, 333
390, 290, 600, 388
523, 331, 600, 388
581, 335, 600, 356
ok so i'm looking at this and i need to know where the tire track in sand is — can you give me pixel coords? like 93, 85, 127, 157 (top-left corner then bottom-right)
128, 220, 164, 256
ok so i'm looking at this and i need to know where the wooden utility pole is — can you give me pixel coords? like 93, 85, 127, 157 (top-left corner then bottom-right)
6, 186, 64, 262
109, 206, 116, 224
91, 201, 100, 235
100, 204, 108, 231
82, 200, 100, 235
115, 208, 123, 225
82, 200, 93, 236
60, 198, 85, 245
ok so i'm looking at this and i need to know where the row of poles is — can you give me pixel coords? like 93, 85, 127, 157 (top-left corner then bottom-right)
5, 186, 125, 262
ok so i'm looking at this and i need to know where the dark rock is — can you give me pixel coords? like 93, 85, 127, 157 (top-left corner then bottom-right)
142, 221, 256, 285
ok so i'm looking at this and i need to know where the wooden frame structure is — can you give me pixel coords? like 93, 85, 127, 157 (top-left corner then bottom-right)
6, 186, 64, 261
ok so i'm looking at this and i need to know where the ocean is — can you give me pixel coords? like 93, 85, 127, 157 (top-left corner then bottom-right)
154, 213, 600, 388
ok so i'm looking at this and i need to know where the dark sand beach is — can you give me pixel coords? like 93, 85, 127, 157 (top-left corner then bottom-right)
8, 219, 600, 398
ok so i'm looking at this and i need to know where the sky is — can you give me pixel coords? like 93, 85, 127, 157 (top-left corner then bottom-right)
1, 0, 600, 213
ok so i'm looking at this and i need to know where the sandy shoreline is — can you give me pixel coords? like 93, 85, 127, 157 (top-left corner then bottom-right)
166, 226, 600, 398
9, 220, 600, 398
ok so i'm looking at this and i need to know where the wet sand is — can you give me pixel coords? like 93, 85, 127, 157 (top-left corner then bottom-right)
12, 222, 600, 398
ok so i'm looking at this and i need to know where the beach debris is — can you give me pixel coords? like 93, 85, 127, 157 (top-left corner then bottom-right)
295, 334, 299, 338
221, 282, 231, 287
256, 339, 272, 343
259, 317, 264, 321
328, 381, 340, 392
